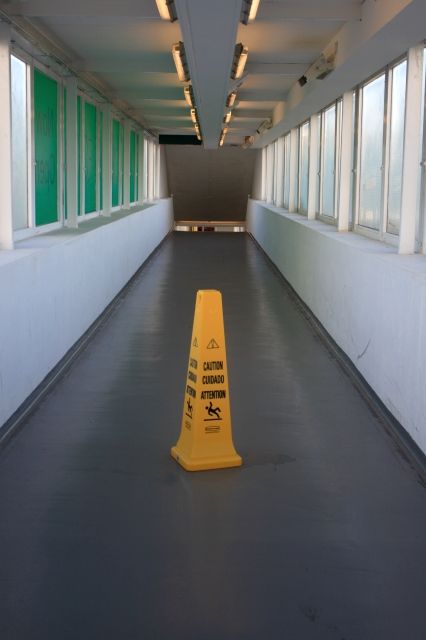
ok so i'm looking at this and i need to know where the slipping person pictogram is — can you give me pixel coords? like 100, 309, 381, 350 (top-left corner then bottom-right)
205, 401, 221, 420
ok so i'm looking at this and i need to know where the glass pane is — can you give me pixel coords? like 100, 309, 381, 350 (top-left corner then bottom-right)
283, 134, 290, 208
34, 68, 58, 226
299, 121, 309, 212
11, 56, 28, 230
387, 60, 407, 235
321, 105, 336, 216
359, 74, 385, 230
266, 144, 274, 202
84, 102, 97, 214
111, 119, 120, 206
315, 113, 321, 214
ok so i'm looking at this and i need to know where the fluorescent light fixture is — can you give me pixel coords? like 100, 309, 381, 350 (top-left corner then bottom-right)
190, 108, 198, 124
219, 126, 229, 147
184, 85, 195, 108
240, 0, 261, 24
172, 41, 190, 82
231, 43, 248, 80
194, 123, 202, 141
155, 0, 177, 22
223, 110, 232, 124
226, 91, 237, 108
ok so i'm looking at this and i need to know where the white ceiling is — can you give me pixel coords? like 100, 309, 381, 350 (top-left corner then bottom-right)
2, 0, 424, 150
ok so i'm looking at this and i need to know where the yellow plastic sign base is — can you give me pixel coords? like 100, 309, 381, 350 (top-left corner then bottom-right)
171, 290, 242, 472
170, 448, 242, 472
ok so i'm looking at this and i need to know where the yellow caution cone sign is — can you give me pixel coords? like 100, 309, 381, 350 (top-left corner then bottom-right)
171, 290, 242, 471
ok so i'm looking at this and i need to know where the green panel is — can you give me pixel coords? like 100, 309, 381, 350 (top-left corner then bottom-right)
130, 130, 136, 203
34, 68, 58, 226
77, 96, 81, 215
112, 119, 120, 207
135, 133, 139, 201
63, 87, 67, 219
120, 122, 124, 205
84, 102, 97, 213
99, 111, 103, 211
140, 135, 145, 200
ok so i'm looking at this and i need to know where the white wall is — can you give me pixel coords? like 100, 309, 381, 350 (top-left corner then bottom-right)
247, 200, 426, 456
0, 199, 173, 431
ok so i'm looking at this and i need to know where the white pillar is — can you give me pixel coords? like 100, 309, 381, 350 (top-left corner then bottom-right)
65, 76, 78, 228
101, 104, 112, 216
274, 137, 284, 207
307, 114, 319, 220
288, 128, 298, 212
0, 24, 14, 250
338, 91, 354, 232
123, 120, 131, 209
399, 45, 423, 254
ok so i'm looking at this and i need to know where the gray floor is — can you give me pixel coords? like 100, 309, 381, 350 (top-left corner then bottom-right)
1, 232, 426, 640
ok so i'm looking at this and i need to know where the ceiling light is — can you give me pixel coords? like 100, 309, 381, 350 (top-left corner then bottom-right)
226, 91, 237, 108
194, 123, 202, 141
184, 85, 195, 108
155, 0, 177, 22
231, 43, 248, 80
224, 111, 232, 124
172, 41, 190, 82
240, 0, 261, 25
219, 127, 229, 147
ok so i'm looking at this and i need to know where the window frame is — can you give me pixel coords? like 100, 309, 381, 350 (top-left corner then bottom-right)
353, 59, 407, 247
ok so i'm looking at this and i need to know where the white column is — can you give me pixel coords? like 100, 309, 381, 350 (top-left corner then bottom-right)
399, 45, 423, 254
101, 104, 112, 216
65, 76, 78, 228
274, 137, 284, 207
288, 128, 298, 212
338, 91, 354, 232
123, 119, 131, 209
307, 114, 319, 220
0, 24, 14, 250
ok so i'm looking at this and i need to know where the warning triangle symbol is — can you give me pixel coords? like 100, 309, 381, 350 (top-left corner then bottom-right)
193, 337, 199, 347
207, 338, 220, 349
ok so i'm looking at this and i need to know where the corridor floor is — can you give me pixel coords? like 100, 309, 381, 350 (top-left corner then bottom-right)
1, 232, 426, 640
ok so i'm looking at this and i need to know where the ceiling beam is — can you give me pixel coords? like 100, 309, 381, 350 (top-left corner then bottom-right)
0, 0, 158, 17
258, 1, 362, 22
175, 0, 241, 149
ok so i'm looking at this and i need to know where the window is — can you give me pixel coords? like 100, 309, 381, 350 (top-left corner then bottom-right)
84, 101, 97, 214
283, 134, 290, 209
358, 73, 386, 231
11, 55, 29, 231
386, 60, 407, 235
298, 121, 310, 213
266, 143, 274, 203
111, 118, 120, 207
318, 101, 342, 221
34, 67, 59, 226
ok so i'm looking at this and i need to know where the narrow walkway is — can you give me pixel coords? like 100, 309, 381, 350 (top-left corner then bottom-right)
1, 233, 426, 640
